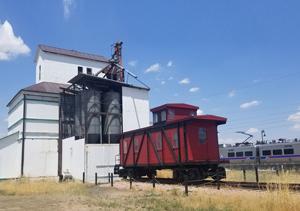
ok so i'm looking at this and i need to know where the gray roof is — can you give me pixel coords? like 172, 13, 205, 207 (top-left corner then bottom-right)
38, 44, 109, 63
7, 82, 69, 106
23, 82, 69, 94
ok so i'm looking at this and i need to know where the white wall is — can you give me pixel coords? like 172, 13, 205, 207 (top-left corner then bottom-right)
26, 100, 59, 120
62, 137, 85, 180
8, 121, 23, 137
0, 133, 21, 179
36, 50, 107, 84
122, 87, 150, 132
62, 138, 119, 182
26, 120, 58, 134
8, 100, 23, 135
23, 139, 58, 177
7, 94, 23, 136
85, 144, 119, 182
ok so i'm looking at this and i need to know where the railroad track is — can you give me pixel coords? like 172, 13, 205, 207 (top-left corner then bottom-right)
128, 178, 300, 191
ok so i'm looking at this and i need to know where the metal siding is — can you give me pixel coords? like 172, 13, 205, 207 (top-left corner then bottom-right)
121, 119, 222, 168
0, 133, 21, 179
25, 120, 58, 133
23, 139, 58, 177
62, 137, 85, 180
38, 50, 107, 84
122, 87, 150, 132
85, 144, 119, 182
26, 100, 59, 120
8, 101, 23, 130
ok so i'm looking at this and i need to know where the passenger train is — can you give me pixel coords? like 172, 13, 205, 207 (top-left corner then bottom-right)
219, 140, 300, 169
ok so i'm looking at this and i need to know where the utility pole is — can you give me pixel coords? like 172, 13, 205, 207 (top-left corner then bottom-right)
261, 130, 266, 143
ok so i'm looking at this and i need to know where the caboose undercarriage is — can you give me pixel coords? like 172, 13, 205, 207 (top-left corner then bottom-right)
115, 164, 226, 181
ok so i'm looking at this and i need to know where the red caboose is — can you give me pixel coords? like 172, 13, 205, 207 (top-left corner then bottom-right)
115, 103, 227, 181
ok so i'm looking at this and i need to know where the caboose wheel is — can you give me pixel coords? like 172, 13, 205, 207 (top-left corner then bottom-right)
187, 168, 200, 180
212, 167, 226, 181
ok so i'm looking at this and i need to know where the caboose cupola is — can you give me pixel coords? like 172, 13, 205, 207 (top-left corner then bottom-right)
150, 103, 199, 124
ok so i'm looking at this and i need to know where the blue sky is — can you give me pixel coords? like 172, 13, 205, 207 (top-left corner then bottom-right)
0, 0, 300, 143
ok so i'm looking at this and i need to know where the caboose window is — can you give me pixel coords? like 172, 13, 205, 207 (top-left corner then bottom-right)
262, 150, 271, 156
236, 152, 243, 157
245, 151, 253, 156
161, 111, 167, 121
198, 128, 207, 143
228, 152, 235, 157
273, 149, 282, 155
284, 148, 294, 155
168, 109, 175, 120
153, 113, 158, 124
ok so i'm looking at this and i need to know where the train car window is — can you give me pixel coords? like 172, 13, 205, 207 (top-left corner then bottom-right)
168, 109, 175, 120
153, 113, 158, 124
228, 152, 235, 157
161, 111, 167, 121
262, 150, 271, 156
236, 152, 243, 157
156, 133, 162, 150
284, 148, 294, 155
87, 67, 92, 75
245, 151, 253, 156
198, 128, 207, 144
173, 133, 179, 148
273, 149, 282, 155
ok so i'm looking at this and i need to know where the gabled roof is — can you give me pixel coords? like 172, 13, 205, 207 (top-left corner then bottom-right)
195, 115, 227, 124
23, 82, 69, 94
150, 103, 199, 112
36, 44, 109, 63
7, 82, 68, 106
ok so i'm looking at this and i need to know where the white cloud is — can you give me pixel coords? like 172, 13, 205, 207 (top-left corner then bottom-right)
219, 138, 237, 144
189, 87, 199, 92
197, 109, 204, 115
246, 127, 259, 134
292, 124, 300, 130
228, 90, 236, 98
288, 112, 300, 122
145, 63, 160, 73
240, 100, 260, 109
178, 78, 190, 85
288, 110, 300, 131
128, 60, 137, 67
253, 79, 261, 83
168, 76, 174, 80
167, 60, 173, 67
63, 0, 75, 19
0, 20, 30, 60
161, 81, 166, 85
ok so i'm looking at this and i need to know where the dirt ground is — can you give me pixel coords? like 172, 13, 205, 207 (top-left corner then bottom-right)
1, 180, 300, 211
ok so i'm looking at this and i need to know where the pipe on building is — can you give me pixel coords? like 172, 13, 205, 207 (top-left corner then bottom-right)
21, 94, 27, 176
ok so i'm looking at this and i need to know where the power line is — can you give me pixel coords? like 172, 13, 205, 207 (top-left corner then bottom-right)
199, 71, 300, 100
